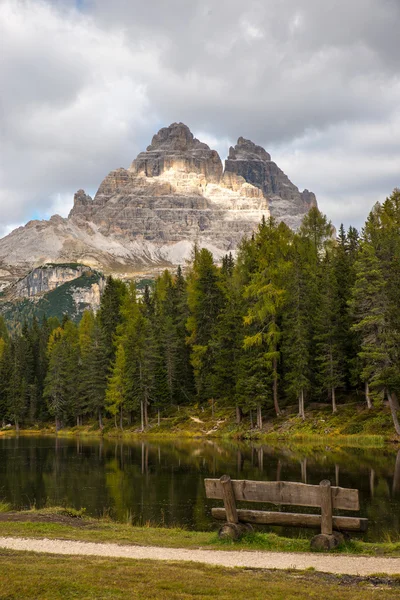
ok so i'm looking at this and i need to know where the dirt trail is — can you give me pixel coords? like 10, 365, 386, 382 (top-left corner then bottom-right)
0, 536, 399, 576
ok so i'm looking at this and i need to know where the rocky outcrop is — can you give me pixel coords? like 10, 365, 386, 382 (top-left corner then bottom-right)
225, 137, 317, 228
0, 264, 106, 327
0, 123, 317, 290
68, 123, 268, 251
130, 122, 223, 183
10, 264, 93, 299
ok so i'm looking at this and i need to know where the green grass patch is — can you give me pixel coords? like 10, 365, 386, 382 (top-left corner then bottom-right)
0, 502, 12, 513
0, 551, 399, 600
1, 511, 400, 556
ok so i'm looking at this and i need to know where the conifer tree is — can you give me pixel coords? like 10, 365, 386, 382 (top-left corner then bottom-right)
314, 254, 345, 412
105, 343, 127, 428
79, 311, 108, 427
281, 238, 311, 419
98, 276, 126, 355
350, 240, 400, 433
186, 248, 224, 400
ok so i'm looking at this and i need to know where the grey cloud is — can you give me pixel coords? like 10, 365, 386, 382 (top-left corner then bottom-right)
1, 0, 400, 237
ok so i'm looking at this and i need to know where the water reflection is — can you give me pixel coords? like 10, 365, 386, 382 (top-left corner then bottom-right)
0, 436, 400, 541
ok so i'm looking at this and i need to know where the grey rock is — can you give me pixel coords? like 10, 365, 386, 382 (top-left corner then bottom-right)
225, 137, 317, 227
0, 123, 317, 291
130, 122, 223, 183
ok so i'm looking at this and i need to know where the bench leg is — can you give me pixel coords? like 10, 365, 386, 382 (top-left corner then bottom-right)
218, 523, 253, 540
310, 480, 343, 551
220, 475, 238, 525
320, 480, 333, 535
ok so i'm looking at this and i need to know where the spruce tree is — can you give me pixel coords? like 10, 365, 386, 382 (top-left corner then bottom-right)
314, 253, 345, 412
186, 248, 224, 401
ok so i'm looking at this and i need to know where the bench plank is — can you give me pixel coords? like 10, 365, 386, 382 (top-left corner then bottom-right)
211, 508, 368, 532
205, 478, 359, 511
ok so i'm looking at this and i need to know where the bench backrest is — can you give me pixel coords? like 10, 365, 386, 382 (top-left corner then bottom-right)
205, 478, 359, 511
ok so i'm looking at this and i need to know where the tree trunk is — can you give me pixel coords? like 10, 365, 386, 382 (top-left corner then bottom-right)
387, 390, 400, 435
331, 387, 337, 413
299, 389, 305, 420
365, 381, 372, 409
273, 357, 280, 416
393, 450, 400, 495
370, 468, 375, 497
276, 459, 282, 481
249, 409, 253, 429
211, 398, 214, 418
98, 409, 103, 430
258, 447, 264, 470
235, 405, 242, 425
237, 449, 243, 473
392, 392, 400, 411
15, 419, 19, 433
257, 404, 262, 429
120, 406, 123, 430
301, 458, 307, 483
144, 400, 148, 428
140, 400, 144, 432
158, 409, 160, 426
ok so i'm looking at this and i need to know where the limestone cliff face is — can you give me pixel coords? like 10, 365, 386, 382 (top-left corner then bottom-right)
0, 123, 317, 290
1, 265, 106, 327
130, 123, 223, 182
12, 265, 91, 299
70, 123, 267, 249
225, 137, 317, 229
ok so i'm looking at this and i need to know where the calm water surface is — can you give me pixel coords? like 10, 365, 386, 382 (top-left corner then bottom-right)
1, 436, 399, 541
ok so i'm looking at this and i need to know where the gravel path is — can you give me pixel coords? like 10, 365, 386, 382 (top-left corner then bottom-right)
1, 537, 400, 576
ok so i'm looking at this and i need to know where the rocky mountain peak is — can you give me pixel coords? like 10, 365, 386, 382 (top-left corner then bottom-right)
146, 122, 209, 152
73, 189, 92, 207
228, 137, 271, 162
130, 123, 223, 183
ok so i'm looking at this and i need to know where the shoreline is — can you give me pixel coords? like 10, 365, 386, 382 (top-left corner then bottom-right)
2, 402, 399, 447
0, 428, 391, 446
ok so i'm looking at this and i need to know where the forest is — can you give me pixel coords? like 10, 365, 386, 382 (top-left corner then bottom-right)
1, 189, 400, 435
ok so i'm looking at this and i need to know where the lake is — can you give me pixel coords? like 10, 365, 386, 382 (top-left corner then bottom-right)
1, 435, 399, 541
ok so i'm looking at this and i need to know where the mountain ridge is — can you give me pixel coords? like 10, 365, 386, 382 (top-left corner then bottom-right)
0, 123, 317, 291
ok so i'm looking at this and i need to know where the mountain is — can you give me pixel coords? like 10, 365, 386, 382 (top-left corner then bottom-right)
0, 123, 317, 291
0, 264, 105, 330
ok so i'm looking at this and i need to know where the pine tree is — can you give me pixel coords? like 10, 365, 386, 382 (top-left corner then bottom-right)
350, 240, 400, 433
210, 267, 244, 419
79, 311, 108, 428
186, 248, 224, 400
281, 238, 311, 419
44, 322, 80, 429
105, 343, 127, 428
314, 253, 345, 412
98, 276, 126, 355
0, 318, 10, 425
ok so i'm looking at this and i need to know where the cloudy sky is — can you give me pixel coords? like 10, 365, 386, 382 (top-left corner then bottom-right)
1, 0, 400, 237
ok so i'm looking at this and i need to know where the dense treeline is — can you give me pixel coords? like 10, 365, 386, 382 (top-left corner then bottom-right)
1, 190, 400, 434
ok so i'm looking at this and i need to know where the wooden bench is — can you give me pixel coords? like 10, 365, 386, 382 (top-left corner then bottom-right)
205, 475, 368, 550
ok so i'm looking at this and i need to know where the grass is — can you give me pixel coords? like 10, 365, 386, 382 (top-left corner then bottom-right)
0, 503, 11, 513
1, 400, 398, 445
1, 510, 400, 557
0, 550, 399, 600
264, 432, 386, 448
